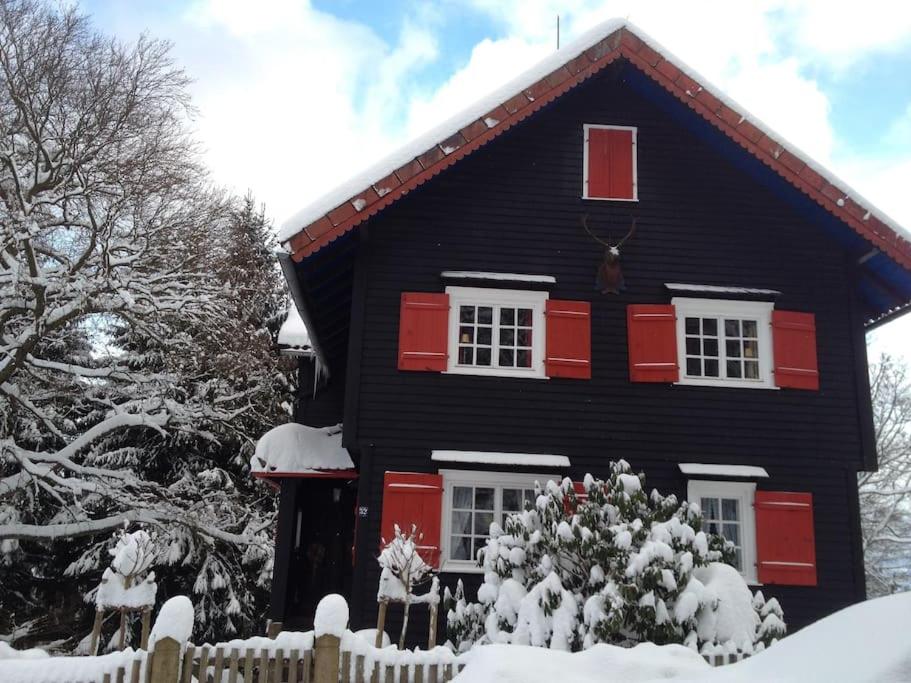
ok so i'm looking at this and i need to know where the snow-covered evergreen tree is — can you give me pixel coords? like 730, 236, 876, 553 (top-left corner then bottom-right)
445, 461, 785, 653
0, 1, 292, 647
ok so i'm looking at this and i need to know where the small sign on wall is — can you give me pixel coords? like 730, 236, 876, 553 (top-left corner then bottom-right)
358, 506, 369, 518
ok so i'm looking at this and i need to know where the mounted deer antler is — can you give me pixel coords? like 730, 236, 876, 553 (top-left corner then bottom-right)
581, 214, 638, 294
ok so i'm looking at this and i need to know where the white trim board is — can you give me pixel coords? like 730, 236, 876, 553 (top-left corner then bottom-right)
678, 463, 769, 478
665, 283, 781, 296
432, 451, 570, 467
441, 271, 556, 284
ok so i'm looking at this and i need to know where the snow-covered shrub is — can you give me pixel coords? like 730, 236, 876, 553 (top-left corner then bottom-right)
445, 460, 785, 653
378, 524, 438, 648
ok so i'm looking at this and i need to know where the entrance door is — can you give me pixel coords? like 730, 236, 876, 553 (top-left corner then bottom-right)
287, 478, 357, 628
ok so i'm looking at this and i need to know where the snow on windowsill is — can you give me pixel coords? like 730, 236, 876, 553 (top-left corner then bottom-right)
431, 451, 570, 468
251, 423, 354, 475
679, 464, 769, 479
665, 283, 781, 297
441, 272, 557, 284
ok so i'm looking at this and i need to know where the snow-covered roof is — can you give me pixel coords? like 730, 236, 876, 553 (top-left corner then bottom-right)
678, 463, 769, 478
278, 18, 911, 280
431, 450, 570, 468
251, 423, 354, 476
277, 305, 313, 355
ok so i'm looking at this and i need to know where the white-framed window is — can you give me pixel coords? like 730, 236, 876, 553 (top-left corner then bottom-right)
440, 469, 548, 573
582, 124, 638, 201
687, 479, 758, 584
672, 297, 775, 389
445, 286, 548, 379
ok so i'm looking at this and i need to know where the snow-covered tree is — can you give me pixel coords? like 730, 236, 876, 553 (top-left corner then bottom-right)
0, 1, 291, 646
859, 354, 911, 596
445, 461, 784, 653
378, 524, 439, 649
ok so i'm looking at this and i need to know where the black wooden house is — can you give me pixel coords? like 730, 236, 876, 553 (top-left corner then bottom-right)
258, 20, 911, 637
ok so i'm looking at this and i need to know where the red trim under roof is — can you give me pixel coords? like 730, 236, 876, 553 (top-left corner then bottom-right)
283, 26, 911, 273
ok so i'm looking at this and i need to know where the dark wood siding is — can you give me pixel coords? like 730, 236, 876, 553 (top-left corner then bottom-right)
337, 65, 869, 635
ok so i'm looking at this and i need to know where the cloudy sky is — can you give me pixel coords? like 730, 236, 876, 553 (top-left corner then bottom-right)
81, 0, 911, 358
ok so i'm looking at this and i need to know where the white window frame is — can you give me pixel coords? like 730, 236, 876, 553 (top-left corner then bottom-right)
445, 286, 548, 379
687, 479, 758, 584
440, 469, 550, 573
582, 124, 639, 201
672, 297, 776, 389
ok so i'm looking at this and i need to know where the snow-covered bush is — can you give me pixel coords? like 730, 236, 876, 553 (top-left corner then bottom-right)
378, 524, 439, 648
445, 461, 785, 653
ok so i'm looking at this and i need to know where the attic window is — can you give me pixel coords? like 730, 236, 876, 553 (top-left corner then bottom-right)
583, 124, 637, 201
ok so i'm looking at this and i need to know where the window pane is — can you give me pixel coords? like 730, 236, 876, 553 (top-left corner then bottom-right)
743, 340, 758, 359
500, 328, 515, 346
726, 340, 741, 358
685, 317, 699, 335
517, 309, 533, 326
478, 307, 493, 324
499, 308, 514, 325
502, 488, 520, 512
723, 523, 740, 546
732, 547, 743, 571
475, 488, 494, 510
704, 359, 719, 377
517, 329, 531, 347
459, 326, 474, 344
472, 538, 487, 560
477, 326, 492, 346
476, 348, 491, 366
727, 360, 742, 378
458, 347, 473, 364
474, 511, 494, 535
742, 320, 758, 337
459, 306, 475, 323
453, 486, 472, 509
703, 338, 718, 357
702, 318, 718, 336
724, 319, 740, 337
701, 497, 719, 519
516, 349, 531, 368
686, 337, 700, 355
499, 349, 514, 367
745, 361, 759, 379
451, 511, 471, 535
686, 358, 702, 376
722, 498, 739, 521
451, 536, 471, 560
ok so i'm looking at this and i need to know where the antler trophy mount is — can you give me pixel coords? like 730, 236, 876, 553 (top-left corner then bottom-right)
581, 214, 637, 294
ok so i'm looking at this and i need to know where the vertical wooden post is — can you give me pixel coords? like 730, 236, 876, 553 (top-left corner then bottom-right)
427, 603, 438, 649
140, 609, 151, 650
313, 634, 340, 683
148, 636, 182, 683
266, 621, 282, 639
117, 608, 128, 650
375, 602, 387, 649
90, 609, 104, 656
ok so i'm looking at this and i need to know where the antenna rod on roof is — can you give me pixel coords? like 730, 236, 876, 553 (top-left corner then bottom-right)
556, 15, 560, 50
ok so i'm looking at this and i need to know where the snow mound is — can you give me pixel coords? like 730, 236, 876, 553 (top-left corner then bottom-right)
149, 596, 194, 649
0, 643, 48, 660
278, 305, 312, 352
96, 567, 157, 609
453, 642, 709, 683
0, 650, 141, 683
251, 423, 354, 474
314, 594, 349, 637
692, 563, 757, 648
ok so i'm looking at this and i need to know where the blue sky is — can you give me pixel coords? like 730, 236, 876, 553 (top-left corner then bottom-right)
79, 0, 911, 356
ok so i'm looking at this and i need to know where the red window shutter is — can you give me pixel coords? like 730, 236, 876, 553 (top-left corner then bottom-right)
772, 310, 819, 390
564, 481, 589, 515
398, 292, 449, 372
545, 300, 591, 379
627, 304, 679, 383
755, 491, 817, 586
380, 472, 444, 568
586, 127, 635, 200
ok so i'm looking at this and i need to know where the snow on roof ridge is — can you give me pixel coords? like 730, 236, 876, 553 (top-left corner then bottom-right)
278, 17, 911, 254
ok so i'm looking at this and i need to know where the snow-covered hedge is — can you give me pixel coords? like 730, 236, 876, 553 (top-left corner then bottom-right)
445, 460, 785, 653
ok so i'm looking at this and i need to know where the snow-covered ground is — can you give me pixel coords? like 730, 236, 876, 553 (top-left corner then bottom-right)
453, 591, 911, 683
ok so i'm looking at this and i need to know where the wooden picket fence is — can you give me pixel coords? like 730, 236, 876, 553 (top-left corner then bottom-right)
100, 633, 464, 683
